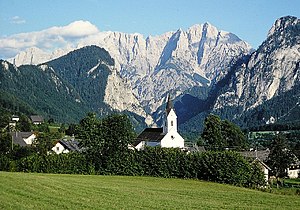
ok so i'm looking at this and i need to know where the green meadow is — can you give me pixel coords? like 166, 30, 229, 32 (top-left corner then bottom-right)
0, 172, 299, 209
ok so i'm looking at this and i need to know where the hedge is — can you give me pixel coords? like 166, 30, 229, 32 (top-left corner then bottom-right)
0, 148, 265, 187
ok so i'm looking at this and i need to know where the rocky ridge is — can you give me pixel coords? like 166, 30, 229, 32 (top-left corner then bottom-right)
9, 23, 252, 114
212, 16, 300, 122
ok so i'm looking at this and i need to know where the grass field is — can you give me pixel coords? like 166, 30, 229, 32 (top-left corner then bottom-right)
48, 125, 60, 133
0, 172, 299, 209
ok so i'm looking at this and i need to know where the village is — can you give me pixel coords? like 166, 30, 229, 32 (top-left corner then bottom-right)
2, 96, 299, 188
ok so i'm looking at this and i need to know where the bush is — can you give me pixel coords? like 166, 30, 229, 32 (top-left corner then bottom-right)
3, 147, 264, 188
0, 155, 11, 171
17, 153, 94, 174
97, 147, 264, 187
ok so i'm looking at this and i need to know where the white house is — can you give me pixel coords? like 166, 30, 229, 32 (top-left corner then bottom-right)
52, 139, 80, 154
11, 115, 20, 122
239, 150, 271, 183
287, 165, 300, 178
287, 158, 300, 179
10, 132, 36, 146
133, 95, 185, 150
253, 158, 272, 183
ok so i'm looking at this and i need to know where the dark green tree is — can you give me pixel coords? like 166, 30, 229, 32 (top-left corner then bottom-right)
267, 134, 295, 186
0, 131, 11, 155
65, 123, 77, 136
0, 112, 11, 130
201, 114, 224, 151
75, 112, 103, 170
221, 119, 248, 150
33, 132, 56, 155
75, 113, 136, 172
58, 123, 66, 134
16, 114, 32, 132
201, 115, 248, 151
100, 114, 136, 172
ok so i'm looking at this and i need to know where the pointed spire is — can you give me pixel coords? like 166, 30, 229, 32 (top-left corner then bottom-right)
166, 94, 173, 114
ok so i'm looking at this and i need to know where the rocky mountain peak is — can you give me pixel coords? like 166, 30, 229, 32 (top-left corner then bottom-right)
268, 16, 299, 37
6, 22, 252, 117
209, 16, 300, 130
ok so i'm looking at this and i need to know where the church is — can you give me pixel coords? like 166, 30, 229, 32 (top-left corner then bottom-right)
133, 95, 185, 150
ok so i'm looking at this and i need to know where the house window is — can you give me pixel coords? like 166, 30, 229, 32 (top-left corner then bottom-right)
171, 121, 173, 126
56, 146, 59, 151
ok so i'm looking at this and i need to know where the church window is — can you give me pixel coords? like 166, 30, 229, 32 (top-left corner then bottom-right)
171, 135, 174, 139
171, 121, 173, 126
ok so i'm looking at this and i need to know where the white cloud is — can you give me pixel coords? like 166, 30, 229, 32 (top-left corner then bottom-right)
0, 20, 100, 59
11, 16, 26, 24
47, 20, 99, 38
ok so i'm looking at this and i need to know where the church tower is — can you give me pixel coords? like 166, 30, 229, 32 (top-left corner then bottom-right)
163, 94, 178, 134
134, 93, 185, 150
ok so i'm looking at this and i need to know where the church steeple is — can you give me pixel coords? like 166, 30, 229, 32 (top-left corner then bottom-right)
163, 94, 177, 134
165, 94, 173, 114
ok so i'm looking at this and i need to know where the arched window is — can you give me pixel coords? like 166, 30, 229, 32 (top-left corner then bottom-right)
171, 121, 173, 126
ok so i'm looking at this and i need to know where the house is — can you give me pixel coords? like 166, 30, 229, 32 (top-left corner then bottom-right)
287, 163, 300, 178
30, 115, 44, 125
287, 156, 300, 178
11, 115, 20, 122
10, 132, 36, 146
133, 95, 185, 150
240, 149, 271, 183
240, 149, 270, 162
52, 138, 80, 154
8, 115, 20, 131
252, 158, 272, 183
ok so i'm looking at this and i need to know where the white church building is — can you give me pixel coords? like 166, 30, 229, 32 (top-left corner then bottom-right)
133, 95, 185, 150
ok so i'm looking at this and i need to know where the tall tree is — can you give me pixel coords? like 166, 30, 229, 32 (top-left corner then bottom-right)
221, 119, 248, 150
75, 112, 103, 169
16, 114, 32, 132
33, 132, 56, 155
267, 134, 295, 184
201, 114, 224, 151
201, 114, 248, 151
0, 131, 11, 155
100, 114, 136, 171
75, 113, 136, 172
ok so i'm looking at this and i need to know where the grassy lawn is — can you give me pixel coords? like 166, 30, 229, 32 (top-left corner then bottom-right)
285, 178, 300, 185
48, 125, 60, 133
0, 172, 299, 209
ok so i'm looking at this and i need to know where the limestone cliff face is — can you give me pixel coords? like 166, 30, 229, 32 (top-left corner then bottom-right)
213, 16, 300, 118
103, 68, 154, 126
9, 23, 252, 114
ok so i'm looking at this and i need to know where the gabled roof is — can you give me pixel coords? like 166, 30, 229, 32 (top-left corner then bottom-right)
30, 115, 44, 123
58, 139, 80, 152
10, 132, 35, 146
239, 149, 270, 162
253, 158, 272, 170
133, 128, 164, 146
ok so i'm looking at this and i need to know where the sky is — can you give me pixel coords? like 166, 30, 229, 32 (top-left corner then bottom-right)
0, 0, 299, 59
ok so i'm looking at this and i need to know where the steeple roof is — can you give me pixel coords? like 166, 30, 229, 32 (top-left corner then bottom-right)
166, 94, 173, 114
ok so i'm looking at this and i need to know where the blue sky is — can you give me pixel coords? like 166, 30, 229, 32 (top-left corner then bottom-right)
0, 0, 299, 58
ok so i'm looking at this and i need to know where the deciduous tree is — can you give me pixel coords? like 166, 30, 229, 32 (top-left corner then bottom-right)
201, 114, 248, 151
267, 134, 295, 183
75, 113, 136, 171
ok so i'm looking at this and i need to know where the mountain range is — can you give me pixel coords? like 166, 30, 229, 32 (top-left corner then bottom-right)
1, 16, 299, 137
